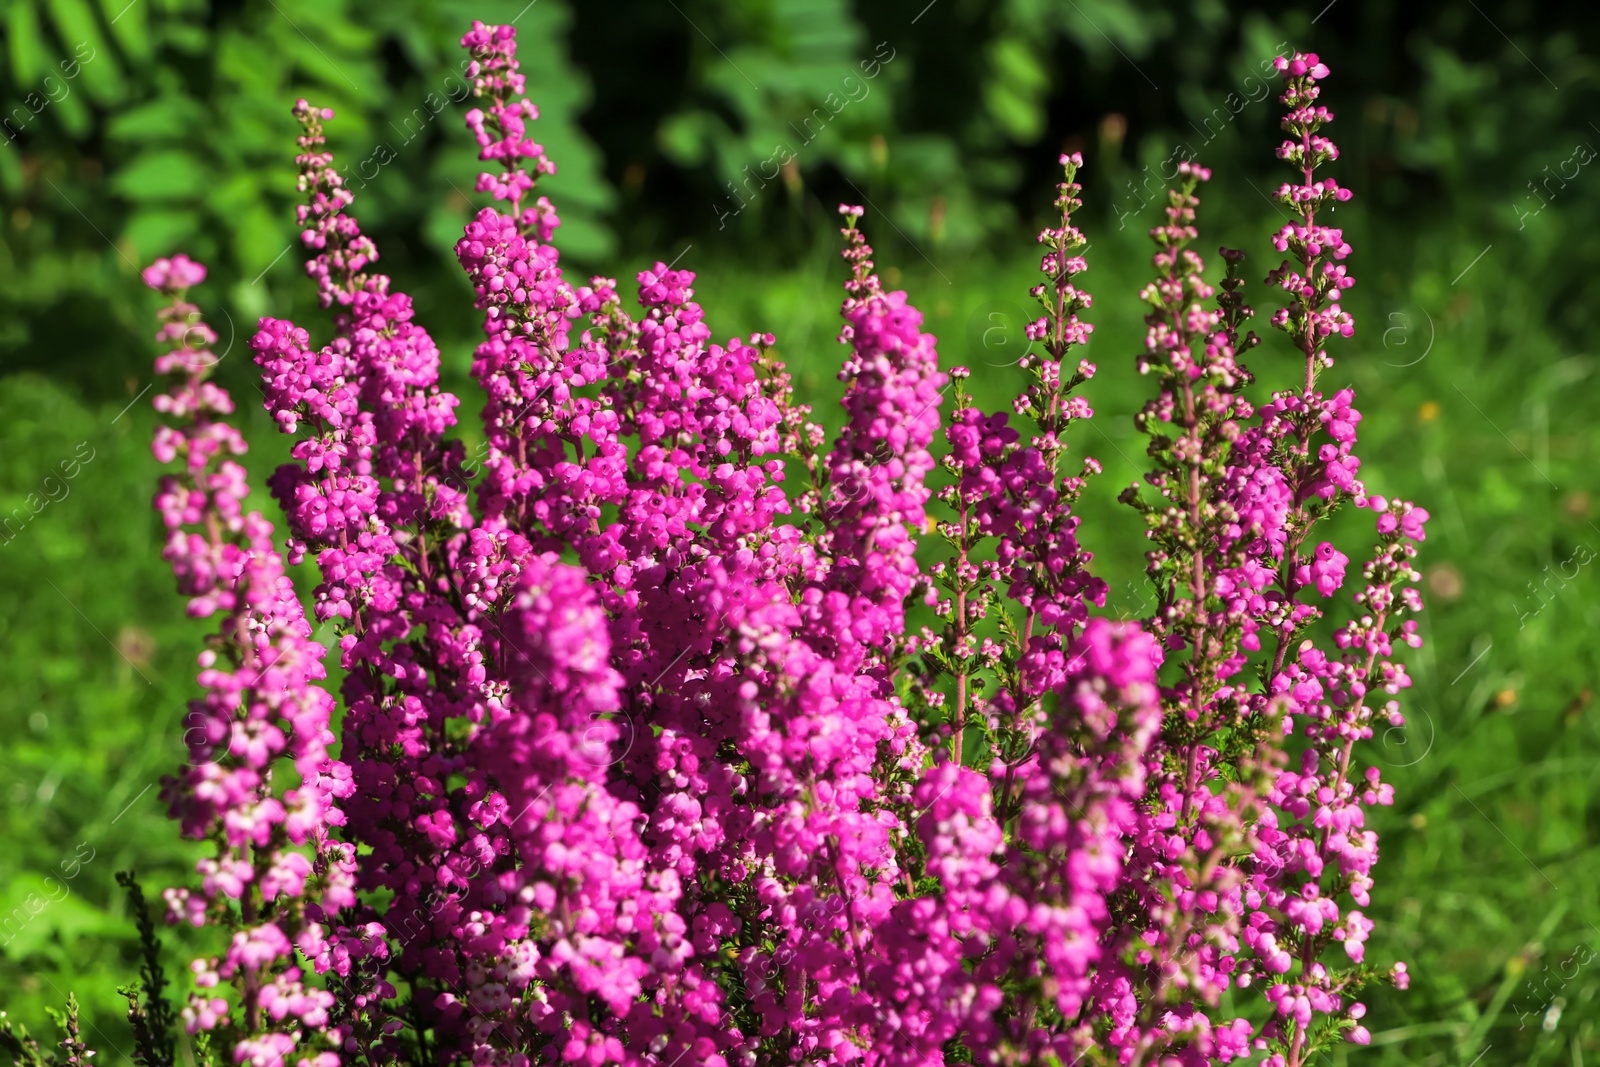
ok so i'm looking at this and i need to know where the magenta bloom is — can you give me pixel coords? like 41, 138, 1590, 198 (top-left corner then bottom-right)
136, 34, 1422, 1067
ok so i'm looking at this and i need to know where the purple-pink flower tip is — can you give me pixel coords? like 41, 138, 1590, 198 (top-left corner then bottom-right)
143, 254, 207, 291
1277, 52, 1330, 80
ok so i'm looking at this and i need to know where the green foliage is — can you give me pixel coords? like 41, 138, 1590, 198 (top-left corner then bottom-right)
1, 0, 611, 408
0, 1010, 49, 1067
116, 871, 176, 1067
4, 1, 1600, 1064
2, 991, 89, 1067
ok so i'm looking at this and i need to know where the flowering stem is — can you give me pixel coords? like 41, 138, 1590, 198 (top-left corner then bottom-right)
953, 496, 970, 765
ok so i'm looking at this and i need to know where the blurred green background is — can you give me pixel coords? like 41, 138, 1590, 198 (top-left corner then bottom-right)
3, 0, 1599, 1062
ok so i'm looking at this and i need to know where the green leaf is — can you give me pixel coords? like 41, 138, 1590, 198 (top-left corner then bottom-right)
99, 0, 152, 64
0, 142, 22, 196
160, 21, 211, 55
121, 207, 199, 262
7, 2, 48, 86
107, 94, 206, 142
231, 203, 287, 275
45, 0, 125, 104
54, 83, 93, 138
984, 81, 1042, 143
658, 110, 715, 167
990, 36, 1048, 95
110, 149, 208, 201
984, 36, 1048, 143
0, 876, 120, 960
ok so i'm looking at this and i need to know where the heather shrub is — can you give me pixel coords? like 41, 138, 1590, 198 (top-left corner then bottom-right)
20, 23, 1426, 1067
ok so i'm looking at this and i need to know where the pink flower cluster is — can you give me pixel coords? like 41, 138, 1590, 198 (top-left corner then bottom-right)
143, 256, 368, 1066
139, 34, 1424, 1067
